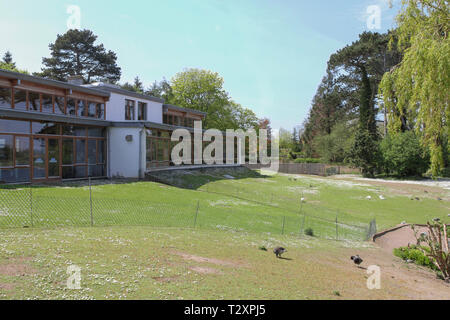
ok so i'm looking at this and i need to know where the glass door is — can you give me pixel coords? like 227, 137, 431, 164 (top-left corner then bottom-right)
48, 138, 60, 178
33, 138, 46, 179
32, 137, 61, 180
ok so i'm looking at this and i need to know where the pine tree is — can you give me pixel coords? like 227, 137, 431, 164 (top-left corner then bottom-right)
40, 29, 121, 83
2, 51, 15, 67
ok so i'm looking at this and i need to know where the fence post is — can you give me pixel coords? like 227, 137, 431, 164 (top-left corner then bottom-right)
193, 200, 200, 228
281, 216, 286, 235
335, 212, 339, 240
299, 192, 304, 214
89, 177, 94, 227
29, 186, 33, 227
300, 214, 305, 236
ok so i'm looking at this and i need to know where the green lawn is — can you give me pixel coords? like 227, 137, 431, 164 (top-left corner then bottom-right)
0, 167, 448, 241
0, 226, 407, 300
1, 168, 449, 300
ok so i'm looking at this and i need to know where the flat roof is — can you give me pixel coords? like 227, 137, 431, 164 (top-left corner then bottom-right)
0, 69, 110, 98
0, 108, 111, 126
163, 104, 207, 116
84, 82, 165, 103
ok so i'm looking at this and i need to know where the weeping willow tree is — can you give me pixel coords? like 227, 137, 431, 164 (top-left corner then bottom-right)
379, 0, 449, 176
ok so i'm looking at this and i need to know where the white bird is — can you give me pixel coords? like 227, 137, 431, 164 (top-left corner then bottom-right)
301, 198, 306, 202
366, 196, 372, 200
379, 195, 386, 200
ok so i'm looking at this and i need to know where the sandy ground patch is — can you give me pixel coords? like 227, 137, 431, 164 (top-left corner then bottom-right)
189, 266, 223, 275
171, 250, 246, 268
0, 283, 16, 291
0, 257, 37, 276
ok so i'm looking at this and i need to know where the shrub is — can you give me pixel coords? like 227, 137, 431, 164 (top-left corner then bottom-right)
305, 228, 314, 237
294, 158, 322, 164
393, 246, 438, 271
380, 131, 430, 177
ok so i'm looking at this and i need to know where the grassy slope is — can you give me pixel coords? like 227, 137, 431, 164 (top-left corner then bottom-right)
1, 226, 449, 300
0, 226, 442, 300
1, 168, 448, 238
1, 169, 449, 300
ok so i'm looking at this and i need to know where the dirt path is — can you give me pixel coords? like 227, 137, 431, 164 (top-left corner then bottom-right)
373, 224, 429, 253
344, 246, 450, 299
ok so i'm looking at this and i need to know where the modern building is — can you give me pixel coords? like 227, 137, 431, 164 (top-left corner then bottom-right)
0, 69, 207, 184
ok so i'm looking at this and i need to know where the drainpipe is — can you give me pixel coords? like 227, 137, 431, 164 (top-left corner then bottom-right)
107, 128, 112, 179
138, 127, 144, 179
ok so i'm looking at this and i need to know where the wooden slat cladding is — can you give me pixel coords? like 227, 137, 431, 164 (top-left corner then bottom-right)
0, 75, 108, 119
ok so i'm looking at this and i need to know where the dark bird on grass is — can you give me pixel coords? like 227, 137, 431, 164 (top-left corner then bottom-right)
351, 255, 363, 267
415, 197, 420, 201
273, 247, 287, 258
433, 218, 441, 222
424, 190, 428, 194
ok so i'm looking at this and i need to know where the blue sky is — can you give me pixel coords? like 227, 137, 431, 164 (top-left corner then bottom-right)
0, 0, 399, 130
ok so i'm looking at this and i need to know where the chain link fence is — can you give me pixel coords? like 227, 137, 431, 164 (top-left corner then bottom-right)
0, 180, 376, 241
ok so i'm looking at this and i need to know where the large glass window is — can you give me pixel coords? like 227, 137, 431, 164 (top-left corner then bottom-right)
62, 125, 86, 137
62, 139, 74, 165
88, 164, 104, 177
97, 140, 105, 164
32, 122, 59, 135
29, 92, 40, 111
88, 140, 97, 164
54, 96, 65, 115
77, 100, 87, 117
88, 127, 104, 138
13, 89, 27, 111
15, 136, 30, 166
32, 138, 46, 179
0, 119, 30, 134
74, 166, 87, 178
75, 139, 86, 164
88, 102, 96, 118
67, 98, 76, 115
48, 138, 60, 177
125, 99, 135, 120
0, 135, 13, 167
62, 166, 74, 179
42, 94, 53, 113
0, 168, 30, 183
0, 86, 11, 109
96, 103, 105, 119
138, 102, 147, 120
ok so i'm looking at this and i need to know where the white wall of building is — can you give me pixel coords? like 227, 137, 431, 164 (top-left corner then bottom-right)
106, 92, 163, 123
107, 127, 146, 178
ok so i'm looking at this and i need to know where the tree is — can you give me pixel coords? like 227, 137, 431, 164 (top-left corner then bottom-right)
40, 29, 121, 83
2, 51, 15, 67
326, 32, 401, 176
146, 78, 174, 102
121, 76, 144, 94
170, 68, 230, 129
0, 51, 28, 74
314, 121, 356, 163
301, 32, 402, 157
380, 131, 430, 177
379, 0, 449, 176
